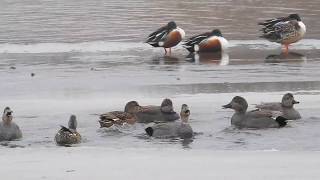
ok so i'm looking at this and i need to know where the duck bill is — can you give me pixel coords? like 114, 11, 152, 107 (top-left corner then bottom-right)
293, 100, 300, 104
222, 103, 232, 109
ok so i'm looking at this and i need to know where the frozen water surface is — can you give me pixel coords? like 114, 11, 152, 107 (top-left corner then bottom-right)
1, 0, 320, 179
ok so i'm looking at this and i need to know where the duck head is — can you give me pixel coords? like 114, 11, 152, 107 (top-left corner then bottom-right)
124, 101, 140, 113
281, 93, 299, 108
167, 21, 177, 30
289, 14, 301, 21
211, 29, 223, 37
180, 104, 190, 123
222, 96, 248, 113
161, 98, 173, 107
68, 115, 78, 130
2, 107, 13, 125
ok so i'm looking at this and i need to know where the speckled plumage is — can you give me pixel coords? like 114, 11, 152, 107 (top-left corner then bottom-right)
55, 115, 81, 146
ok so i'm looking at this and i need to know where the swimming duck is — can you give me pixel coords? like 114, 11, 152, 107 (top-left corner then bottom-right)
146, 21, 185, 54
183, 29, 228, 53
255, 93, 301, 120
223, 96, 288, 129
134, 98, 180, 123
259, 14, 306, 54
0, 107, 22, 141
55, 115, 81, 146
145, 104, 193, 139
99, 101, 139, 128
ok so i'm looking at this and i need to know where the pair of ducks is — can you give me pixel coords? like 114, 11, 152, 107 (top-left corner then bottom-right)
99, 98, 193, 139
146, 14, 306, 54
0, 93, 300, 145
223, 93, 301, 129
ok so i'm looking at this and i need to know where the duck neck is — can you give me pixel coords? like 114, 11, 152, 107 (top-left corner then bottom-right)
181, 115, 189, 124
2, 116, 12, 126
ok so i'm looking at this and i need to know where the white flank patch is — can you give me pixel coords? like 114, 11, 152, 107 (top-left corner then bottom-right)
158, 41, 164, 47
194, 44, 200, 52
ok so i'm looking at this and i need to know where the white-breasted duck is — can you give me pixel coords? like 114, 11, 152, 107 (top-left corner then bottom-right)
259, 14, 306, 54
146, 21, 185, 54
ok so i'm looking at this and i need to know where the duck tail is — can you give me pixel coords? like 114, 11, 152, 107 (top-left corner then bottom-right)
145, 127, 154, 136
275, 116, 288, 127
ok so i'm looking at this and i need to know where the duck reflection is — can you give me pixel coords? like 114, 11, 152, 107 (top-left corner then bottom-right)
151, 55, 181, 65
265, 52, 307, 63
186, 52, 229, 65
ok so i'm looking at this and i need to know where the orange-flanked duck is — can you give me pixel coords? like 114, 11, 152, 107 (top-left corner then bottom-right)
259, 14, 306, 54
146, 21, 185, 54
183, 29, 228, 53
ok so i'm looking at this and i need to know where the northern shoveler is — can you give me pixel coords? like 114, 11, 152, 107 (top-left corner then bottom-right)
259, 14, 306, 54
99, 101, 139, 128
223, 96, 288, 129
55, 115, 81, 146
146, 21, 185, 54
183, 29, 228, 53
145, 104, 193, 139
255, 93, 301, 120
0, 107, 22, 141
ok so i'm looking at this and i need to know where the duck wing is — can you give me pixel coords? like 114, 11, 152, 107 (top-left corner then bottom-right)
260, 20, 299, 43
59, 125, 73, 134
255, 102, 282, 111
183, 32, 211, 51
146, 25, 169, 45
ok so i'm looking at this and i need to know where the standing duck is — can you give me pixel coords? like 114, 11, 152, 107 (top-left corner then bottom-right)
255, 93, 301, 120
0, 107, 22, 141
145, 104, 193, 139
55, 115, 81, 146
99, 101, 140, 128
146, 21, 185, 54
259, 14, 306, 54
183, 29, 228, 53
223, 96, 288, 129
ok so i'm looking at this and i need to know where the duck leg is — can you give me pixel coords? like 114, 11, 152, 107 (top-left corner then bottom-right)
164, 48, 167, 55
169, 48, 172, 54
283, 44, 289, 54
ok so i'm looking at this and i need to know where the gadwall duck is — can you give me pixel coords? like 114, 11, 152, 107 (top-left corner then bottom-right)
134, 98, 180, 123
255, 93, 301, 120
259, 14, 306, 54
183, 29, 228, 53
146, 21, 185, 54
145, 104, 193, 139
99, 101, 139, 128
223, 96, 288, 129
55, 115, 81, 146
0, 107, 22, 141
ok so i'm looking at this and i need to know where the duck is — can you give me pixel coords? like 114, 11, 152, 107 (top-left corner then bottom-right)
222, 96, 288, 129
99, 101, 139, 128
259, 14, 306, 54
0, 107, 22, 141
55, 115, 81, 146
183, 29, 228, 53
134, 98, 180, 123
146, 21, 185, 54
145, 104, 193, 139
255, 93, 301, 120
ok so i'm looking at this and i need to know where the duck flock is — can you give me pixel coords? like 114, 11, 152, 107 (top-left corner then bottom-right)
0, 13, 306, 146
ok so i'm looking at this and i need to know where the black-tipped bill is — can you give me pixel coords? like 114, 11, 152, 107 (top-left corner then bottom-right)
222, 103, 232, 109
293, 100, 300, 104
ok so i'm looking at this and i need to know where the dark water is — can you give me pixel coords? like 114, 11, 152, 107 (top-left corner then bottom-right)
0, 0, 320, 151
